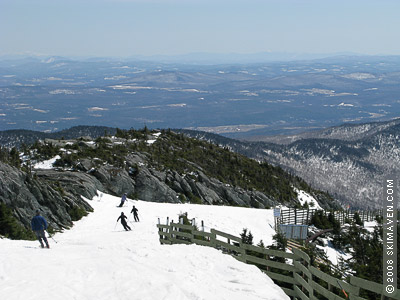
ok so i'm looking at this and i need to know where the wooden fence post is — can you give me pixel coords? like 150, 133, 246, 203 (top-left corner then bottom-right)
210, 229, 217, 248
158, 223, 400, 300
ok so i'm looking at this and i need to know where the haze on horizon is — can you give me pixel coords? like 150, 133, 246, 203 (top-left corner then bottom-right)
1, 0, 400, 59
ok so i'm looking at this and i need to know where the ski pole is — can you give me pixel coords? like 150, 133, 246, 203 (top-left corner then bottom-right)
337, 280, 348, 299
49, 235, 58, 244
114, 221, 118, 230
46, 231, 58, 244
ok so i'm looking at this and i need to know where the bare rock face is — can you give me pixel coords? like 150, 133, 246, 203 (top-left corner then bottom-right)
35, 169, 101, 200
1, 154, 278, 230
89, 165, 135, 197
0, 162, 93, 229
134, 168, 179, 203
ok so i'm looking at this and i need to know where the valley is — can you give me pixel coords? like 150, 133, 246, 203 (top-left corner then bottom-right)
1, 55, 400, 137
180, 118, 400, 209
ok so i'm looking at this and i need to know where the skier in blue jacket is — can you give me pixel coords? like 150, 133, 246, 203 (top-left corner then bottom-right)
118, 193, 127, 207
31, 210, 50, 248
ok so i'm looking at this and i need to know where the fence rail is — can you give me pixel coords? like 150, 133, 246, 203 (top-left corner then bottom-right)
157, 220, 399, 300
279, 208, 383, 226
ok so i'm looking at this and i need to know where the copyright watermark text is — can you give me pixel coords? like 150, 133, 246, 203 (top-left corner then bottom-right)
383, 175, 398, 296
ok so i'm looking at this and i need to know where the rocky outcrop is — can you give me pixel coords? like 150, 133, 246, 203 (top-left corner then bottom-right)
162, 169, 275, 208
90, 166, 135, 196
1, 152, 279, 230
0, 162, 93, 230
35, 169, 101, 200
134, 168, 179, 203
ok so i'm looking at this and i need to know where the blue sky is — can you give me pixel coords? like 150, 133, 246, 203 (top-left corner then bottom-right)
1, 0, 400, 57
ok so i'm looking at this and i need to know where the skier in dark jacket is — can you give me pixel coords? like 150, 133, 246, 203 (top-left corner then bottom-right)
130, 205, 140, 222
117, 212, 131, 231
31, 210, 50, 248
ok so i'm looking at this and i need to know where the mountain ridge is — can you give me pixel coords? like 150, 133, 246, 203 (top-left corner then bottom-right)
178, 118, 400, 209
0, 127, 338, 234
244, 118, 400, 144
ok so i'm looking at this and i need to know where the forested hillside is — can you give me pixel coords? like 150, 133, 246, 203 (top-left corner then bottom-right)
0, 127, 339, 239
178, 118, 400, 209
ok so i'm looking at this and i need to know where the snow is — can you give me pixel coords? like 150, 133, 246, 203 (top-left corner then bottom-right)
153, 132, 162, 137
43, 57, 56, 64
33, 155, 60, 169
147, 132, 162, 144
88, 107, 109, 112
0, 193, 288, 300
104, 75, 128, 80
316, 222, 380, 267
341, 73, 376, 80
49, 89, 75, 95
167, 103, 187, 107
294, 188, 322, 210
338, 103, 354, 107
317, 238, 351, 265
364, 220, 378, 232
147, 139, 156, 145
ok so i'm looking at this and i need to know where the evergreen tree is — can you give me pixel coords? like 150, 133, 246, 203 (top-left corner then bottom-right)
257, 240, 265, 248
353, 212, 363, 226
0, 203, 35, 240
240, 228, 253, 245
268, 232, 287, 251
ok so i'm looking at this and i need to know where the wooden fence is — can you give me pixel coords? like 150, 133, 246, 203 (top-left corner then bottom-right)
279, 208, 383, 226
157, 220, 399, 300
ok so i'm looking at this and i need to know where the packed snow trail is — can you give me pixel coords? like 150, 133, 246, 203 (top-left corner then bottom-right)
0, 192, 289, 300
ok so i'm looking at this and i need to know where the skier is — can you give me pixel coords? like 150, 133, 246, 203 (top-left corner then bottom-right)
118, 193, 127, 207
117, 212, 131, 231
31, 210, 50, 248
130, 205, 140, 222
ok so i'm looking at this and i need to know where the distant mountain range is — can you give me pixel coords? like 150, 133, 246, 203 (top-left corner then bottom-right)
178, 118, 400, 209
0, 51, 365, 64
1, 55, 400, 137
126, 52, 365, 64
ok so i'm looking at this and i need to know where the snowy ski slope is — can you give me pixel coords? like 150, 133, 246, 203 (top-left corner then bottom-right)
0, 192, 289, 300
